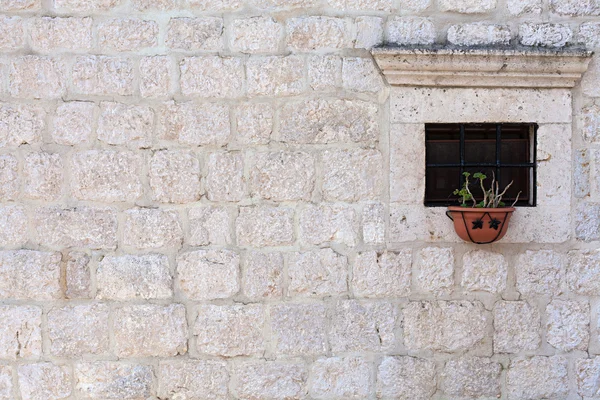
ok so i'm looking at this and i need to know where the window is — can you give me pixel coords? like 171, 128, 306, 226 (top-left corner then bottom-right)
425, 123, 537, 207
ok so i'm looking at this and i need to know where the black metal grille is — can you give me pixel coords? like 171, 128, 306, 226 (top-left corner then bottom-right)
425, 123, 537, 207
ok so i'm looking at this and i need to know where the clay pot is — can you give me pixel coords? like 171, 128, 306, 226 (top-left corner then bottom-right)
446, 206, 515, 244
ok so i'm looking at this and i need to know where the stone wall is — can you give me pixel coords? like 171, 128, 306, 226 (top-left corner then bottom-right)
0, 0, 600, 398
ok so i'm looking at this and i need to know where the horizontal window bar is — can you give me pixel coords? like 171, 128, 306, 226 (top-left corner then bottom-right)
426, 163, 535, 168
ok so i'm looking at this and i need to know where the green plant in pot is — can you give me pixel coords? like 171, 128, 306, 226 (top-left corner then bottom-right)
446, 172, 520, 244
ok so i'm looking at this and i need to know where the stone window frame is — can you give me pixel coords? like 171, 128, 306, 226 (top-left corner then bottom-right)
372, 47, 593, 244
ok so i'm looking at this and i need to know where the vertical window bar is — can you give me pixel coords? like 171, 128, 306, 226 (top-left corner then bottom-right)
495, 124, 501, 188
459, 124, 465, 186
532, 124, 538, 206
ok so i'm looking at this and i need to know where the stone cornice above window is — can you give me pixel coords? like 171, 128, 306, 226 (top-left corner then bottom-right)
372, 46, 593, 88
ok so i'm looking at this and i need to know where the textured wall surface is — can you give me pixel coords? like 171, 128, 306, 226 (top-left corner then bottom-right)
0, 0, 600, 398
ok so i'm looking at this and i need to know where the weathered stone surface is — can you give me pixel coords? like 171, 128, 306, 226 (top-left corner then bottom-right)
0, 0, 39, 11
18, 363, 71, 400
322, 149, 383, 201
494, 301, 541, 353
0, 305, 41, 360
0, 103, 45, 148
280, 99, 378, 144
550, 0, 600, 15
439, 0, 496, 12
51, 102, 94, 146
98, 102, 154, 148
0, 250, 61, 300
243, 251, 283, 300
342, 57, 384, 93
576, 357, 600, 397
576, 202, 600, 241
23, 152, 63, 201
230, 16, 282, 53
180, 56, 243, 97
328, 0, 392, 10
99, 18, 158, 52
47, 304, 109, 357
403, 301, 488, 352
353, 251, 411, 298
519, 23, 573, 47
309, 357, 373, 399
124, 208, 182, 250
0, 155, 18, 200
149, 150, 201, 204
251, 151, 315, 201
71, 150, 142, 202
166, 17, 223, 51
377, 357, 436, 400
72, 56, 134, 96
569, 250, 600, 295
206, 152, 246, 201
97, 254, 173, 300
114, 304, 188, 357
0, 205, 27, 247
546, 299, 589, 352
54, 0, 122, 11
507, 356, 569, 400
177, 250, 239, 300
247, 56, 305, 97
29, 17, 92, 51
575, 149, 590, 197
516, 250, 566, 297
34, 207, 117, 249
65, 252, 91, 299
288, 249, 347, 297
236, 206, 294, 247
188, 206, 231, 246
299, 204, 358, 247
447, 23, 511, 45
194, 304, 265, 357
158, 360, 228, 399
140, 56, 173, 98
583, 58, 600, 96
0, 366, 11, 399
132, 0, 177, 10
270, 303, 327, 356
232, 362, 307, 400
286, 17, 349, 51
441, 357, 501, 398
508, 0, 542, 14
583, 104, 600, 142
308, 55, 341, 91
417, 247, 454, 295
10, 56, 66, 99
235, 103, 273, 144
462, 250, 507, 293
390, 124, 424, 204
386, 17, 435, 45
362, 202, 385, 244
330, 300, 397, 352
578, 22, 600, 48
159, 101, 230, 146
75, 362, 153, 399
354, 16, 384, 49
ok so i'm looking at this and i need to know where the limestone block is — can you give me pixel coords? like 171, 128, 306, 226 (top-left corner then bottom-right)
386, 17, 435, 45
72, 56, 134, 96
53, 0, 122, 11
377, 357, 436, 400
177, 249, 239, 300
299, 204, 358, 247
75, 362, 154, 399
328, 0, 393, 11
506, 356, 568, 400
362, 202, 385, 244
516, 250, 566, 297
519, 23, 573, 47
583, 104, 600, 142
270, 303, 327, 356
576, 357, 600, 397
353, 251, 411, 298
98, 18, 158, 51
159, 101, 230, 146
0, 250, 61, 300
158, 360, 228, 399
286, 17, 350, 51
330, 300, 397, 352
447, 23, 511, 45
98, 102, 154, 148
308, 55, 341, 91
51, 102, 94, 146
194, 304, 265, 357
569, 250, 600, 295
251, 151, 315, 201
114, 304, 188, 357
0, 205, 27, 247
166, 17, 223, 51
550, 0, 600, 15
124, 208, 183, 250
440, 357, 501, 398
574, 149, 590, 197
439, 0, 496, 12
578, 22, 600, 48
576, 202, 600, 241
508, 0, 541, 14
342, 57, 384, 93
47, 303, 109, 356
29, 17, 92, 51
247, 56, 305, 97
309, 357, 373, 399
18, 363, 71, 400
0, 366, 11, 399
462, 250, 507, 293
546, 299, 589, 352
235, 103, 273, 144
180, 56, 243, 97
133, 0, 177, 9
322, 149, 383, 202
390, 124, 425, 203
206, 152, 246, 201
403, 300, 488, 352
188, 206, 232, 246
0, 305, 41, 360
236, 206, 294, 247
354, 16, 383, 49
416, 247, 454, 295
65, 252, 91, 299
140, 56, 174, 98
288, 248, 348, 297
242, 251, 283, 300
0, 0, 39, 10
10, 56, 66, 98
23, 152, 63, 201
403, 0, 431, 11
0, 155, 18, 200
97, 254, 173, 300
232, 362, 307, 400
493, 301, 541, 353
149, 150, 201, 204
0, 103, 45, 148
230, 16, 282, 53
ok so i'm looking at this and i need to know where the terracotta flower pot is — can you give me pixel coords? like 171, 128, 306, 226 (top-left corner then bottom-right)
446, 206, 515, 244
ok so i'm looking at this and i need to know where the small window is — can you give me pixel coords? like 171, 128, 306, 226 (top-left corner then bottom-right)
425, 123, 537, 207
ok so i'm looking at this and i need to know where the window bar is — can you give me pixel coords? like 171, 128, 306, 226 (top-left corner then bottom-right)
532, 124, 538, 206
459, 124, 465, 187
495, 124, 501, 193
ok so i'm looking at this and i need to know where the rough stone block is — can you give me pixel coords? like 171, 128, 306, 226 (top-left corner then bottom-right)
583, 104, 600, 142
362, 202, 385, 244
447, 23, 511, 45
546, 299, 589, 352
72, 56, 134, 96
322, 149, 383, 201
574, 149, 590, 197
576, 202, 600, 241
0, 155, 18, 200
34, 207, 117, 249
0, 250, 61, 300
132, 0, 177, 9
0, 366, 11, 399
98, 18, 158, 51
10, 56, 66, 98
51, 102, 94, 146
149, 150, 201, 204
177, 249, 239, 300
493, 301, 541, 353
583, 55, 600, 97
159, 101, 230, 146
230, 16, 282, 53
271, 303, 327, 356
569, 250, 600, 295
576, 357, 600, 397
508, 0, 541, 15
247, 56, 305, 96
578, 22, 600, 48
353, 251, 411, 298
403, 301, 488, 352
236, 206, 294, 247
114, 304, 188, 357
242, 251, 283, 300
71, 150, 142, 202
251, 151, 315, 201
299, 204, 357, 247
97, 254, 173, 300
194, 304, 265, 357
309, 357, 373, 399
98, 102, 154, 148
0, 205, 27, 247
75, 362, 153, 399
158, 360, 228, 399
23, 152, 63, 201
516, 250, 566, 297
180, 56, 243, 97
386, 17, 435, 45
0, 305, 41, 360
377, 357, 436, 400
0, 103, 45, 148
440, 357, 501, 398
416, 247, 454, 295
519, 23, 573, 47
29, 17, 92, 51
232, 362, 307, 400
550, 0, 600, 15
206, 152, 246, 201
354, 16, 384, 49
235, 103, 273, 144
286, 17, 349, 51
124, 208, 183, 250
18, 363, 71, 400
188, 206, 231, 246
439, 0, 496, 12
403, 0, 431, 11
54, 0, 122, 11
462, 250, 507, 293
0, 0, 39, 10
140, 56, 174, 98
288, 248, 347, 297
166, 17, 223, 51
65, 252, 91, 299
507, 356, 568, 400
47, 304, 109, 357
342, 57, 384, 93
308, 55, 341, 91
328, 0, 392, 10
390, 124, 425, 203
0, 16, 25, 51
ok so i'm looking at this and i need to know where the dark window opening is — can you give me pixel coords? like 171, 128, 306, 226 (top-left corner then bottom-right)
425, 123, 537, 207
